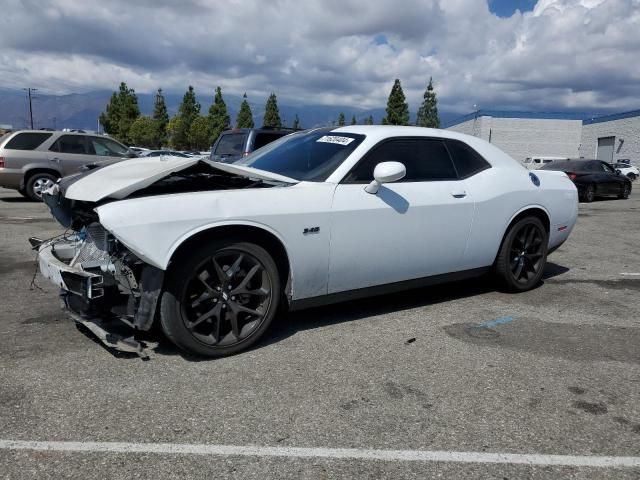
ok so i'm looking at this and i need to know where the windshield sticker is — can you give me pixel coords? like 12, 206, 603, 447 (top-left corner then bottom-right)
316, 135, 355, 146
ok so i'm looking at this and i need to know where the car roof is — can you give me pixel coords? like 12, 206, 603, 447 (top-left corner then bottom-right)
329, 125, 522, 170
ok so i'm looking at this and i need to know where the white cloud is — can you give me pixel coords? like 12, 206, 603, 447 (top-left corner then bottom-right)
0, 0, 638, 113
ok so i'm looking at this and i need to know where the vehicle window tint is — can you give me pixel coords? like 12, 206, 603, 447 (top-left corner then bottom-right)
89, 136, 128, 156
53, 135, 87, 154
215, 134, 247, 156
4, 132, 52, 150
345, 138, 457, 183
600, 162, 614, 173
445, 140, 490, 178
253, 133, 286, 150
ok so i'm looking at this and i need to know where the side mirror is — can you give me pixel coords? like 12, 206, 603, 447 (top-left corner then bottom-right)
365, 161, 406, 194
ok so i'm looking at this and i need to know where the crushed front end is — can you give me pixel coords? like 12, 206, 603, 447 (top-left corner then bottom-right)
33, 186, 163, 357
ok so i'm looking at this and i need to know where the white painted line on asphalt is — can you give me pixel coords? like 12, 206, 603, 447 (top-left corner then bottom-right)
619, 272, 640, 276
1, 440, 639, 468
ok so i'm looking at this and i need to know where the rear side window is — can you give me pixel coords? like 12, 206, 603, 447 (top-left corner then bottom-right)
214, 133, 247, 156
51, 135, 88, 154
253, 132, 286, 150
445, 140, 491, 178
345, 138, 457, 183
88, 136, 128, 156
4, 132, 52, 150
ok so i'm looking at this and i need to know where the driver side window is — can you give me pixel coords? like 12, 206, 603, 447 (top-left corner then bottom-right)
344, 138, 457, 183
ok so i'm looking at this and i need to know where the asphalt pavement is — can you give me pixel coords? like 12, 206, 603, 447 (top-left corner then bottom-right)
0, 186, 639, 479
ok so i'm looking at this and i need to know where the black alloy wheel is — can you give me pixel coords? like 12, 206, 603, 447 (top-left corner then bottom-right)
583, 184, 595, 203
496, 216, 548, 292
161, 241, 280, 357
619, 182, 631, 199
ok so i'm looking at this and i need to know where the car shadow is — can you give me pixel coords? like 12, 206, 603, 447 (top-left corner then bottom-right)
258, 261, 571, 353
0, 196, 33, 203
105, 261, 570, 361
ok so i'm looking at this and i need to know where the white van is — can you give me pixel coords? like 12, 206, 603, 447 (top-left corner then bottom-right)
522, 156, 569, 170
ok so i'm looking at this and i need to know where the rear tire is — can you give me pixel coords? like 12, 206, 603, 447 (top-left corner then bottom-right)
627, 173, 637, 181
25, 172, 58, 201
581, 183, 595, 203
495, 217, 548, 292
160, 240, 281, 357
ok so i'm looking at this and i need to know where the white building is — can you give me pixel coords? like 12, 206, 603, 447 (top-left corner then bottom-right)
580, 110, 640, 164
445, 111, 583, 163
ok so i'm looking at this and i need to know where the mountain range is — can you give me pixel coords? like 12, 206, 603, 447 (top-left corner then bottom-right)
0, 88, 462, 132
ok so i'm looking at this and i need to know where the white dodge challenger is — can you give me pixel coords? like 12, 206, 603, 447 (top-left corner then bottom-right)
34, 126, 578, 357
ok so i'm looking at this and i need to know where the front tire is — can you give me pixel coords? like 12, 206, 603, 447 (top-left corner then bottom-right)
495, 217, 548, 292
160, 240, 281, 357
618, 182, 631, 199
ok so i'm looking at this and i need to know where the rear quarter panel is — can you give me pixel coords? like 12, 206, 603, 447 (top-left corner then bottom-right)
463, 167, 577, 268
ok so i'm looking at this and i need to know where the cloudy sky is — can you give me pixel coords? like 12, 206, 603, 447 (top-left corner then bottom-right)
0, 0, 638, 113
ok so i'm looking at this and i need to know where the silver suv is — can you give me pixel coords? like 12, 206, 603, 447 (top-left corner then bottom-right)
0, 130, 132, 200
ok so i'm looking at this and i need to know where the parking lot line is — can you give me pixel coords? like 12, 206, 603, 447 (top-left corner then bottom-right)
1, 440, 639, 468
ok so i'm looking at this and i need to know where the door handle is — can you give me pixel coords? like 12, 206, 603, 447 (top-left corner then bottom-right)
50, 157, 61, 163
451, 190, 467, 198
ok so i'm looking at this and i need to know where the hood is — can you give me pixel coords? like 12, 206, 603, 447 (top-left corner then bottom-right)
60, 156, 298, 202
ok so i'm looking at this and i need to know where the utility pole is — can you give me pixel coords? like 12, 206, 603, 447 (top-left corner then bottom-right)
23, 88, 37, 129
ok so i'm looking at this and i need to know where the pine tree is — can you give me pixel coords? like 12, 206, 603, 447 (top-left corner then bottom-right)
337, 112, 346, 126
351, 115, 357, 125
99, 82, 140, 144
383, 79, 410, 126
416, 77, 440, 128
152, 88, 169, 147
364, 115, 374, 125
292, 114, 300, 129
172, 86, 201, 149
207, 86, 230, 145
236, 93, 254, 128
263, 93, 282, 128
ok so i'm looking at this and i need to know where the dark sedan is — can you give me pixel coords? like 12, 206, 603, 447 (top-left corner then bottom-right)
540, 159, 631, 202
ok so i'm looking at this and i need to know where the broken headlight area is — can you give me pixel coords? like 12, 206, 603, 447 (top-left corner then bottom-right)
35, 222, 163, 357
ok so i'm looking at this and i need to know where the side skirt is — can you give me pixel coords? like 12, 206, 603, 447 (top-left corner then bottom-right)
289, 267, 490, 311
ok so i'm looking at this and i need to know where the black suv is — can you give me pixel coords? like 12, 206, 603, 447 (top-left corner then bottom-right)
210, 127, 297, 163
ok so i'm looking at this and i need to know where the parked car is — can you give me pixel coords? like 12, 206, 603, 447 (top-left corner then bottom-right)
612, 162, 639, 181
129, 146, 150, 156
0, 130, 134, 200
142, 150, 191, 158
522, 156, 569, 170
34, 126, 577, 357
210, 127, 296, 163
540, 159, 632, 202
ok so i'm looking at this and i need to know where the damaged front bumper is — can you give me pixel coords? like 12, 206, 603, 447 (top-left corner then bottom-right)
32, 226, 164, 357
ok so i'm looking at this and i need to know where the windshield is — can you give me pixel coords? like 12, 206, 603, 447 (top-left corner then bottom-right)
236, 129, 365, 181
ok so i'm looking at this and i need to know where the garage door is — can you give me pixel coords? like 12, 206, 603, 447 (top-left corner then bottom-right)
597, 136, 615, 161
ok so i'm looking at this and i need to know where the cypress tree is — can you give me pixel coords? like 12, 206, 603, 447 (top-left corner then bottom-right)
383, 79, 410, 126
236, 93, 255, 128
263, 93, 282, 128
152, 88, 169, 147
292, 114, 300, 129
172, 86, 201, 149
207, 86, 230, 145
337, 112, 346, 126
416, 77, 440, 128
351, 115, 357, 125
99, 82, 140, 144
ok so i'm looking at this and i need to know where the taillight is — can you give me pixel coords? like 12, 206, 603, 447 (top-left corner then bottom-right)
0, 157, 4, 168
566, 172, 577, 181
